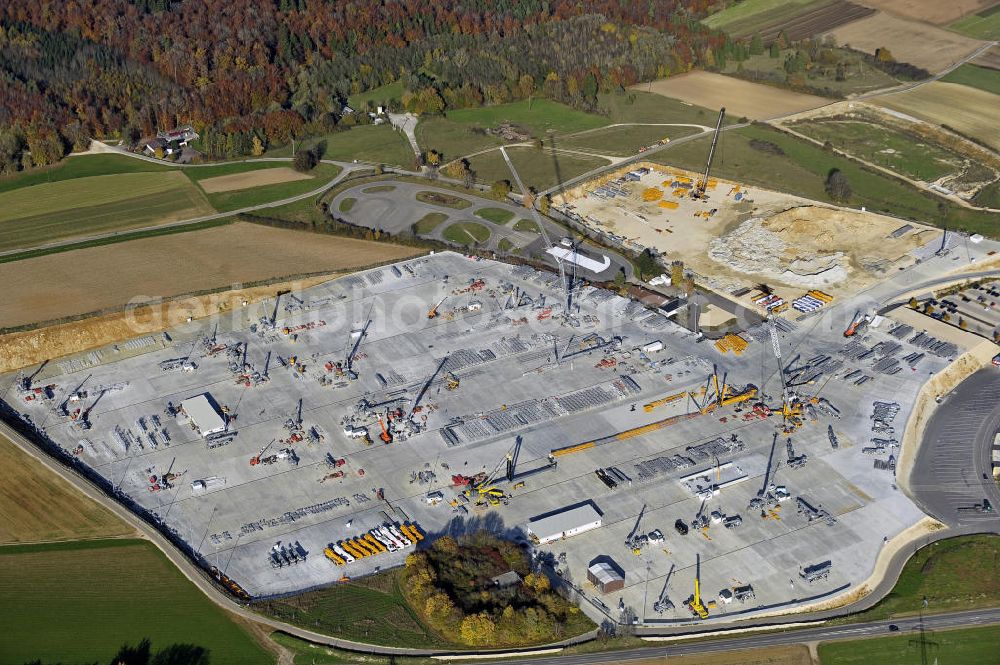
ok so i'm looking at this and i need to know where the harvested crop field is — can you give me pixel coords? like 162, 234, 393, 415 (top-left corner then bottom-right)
873, 81, 1000, 151
0, 433, 135, 544
858, 0, 995, 25
825, 12, 986, 72
197, 166, 314, 193
639, 72, 830, 120
973, 44, 1000, 70
0, 222, 423, 330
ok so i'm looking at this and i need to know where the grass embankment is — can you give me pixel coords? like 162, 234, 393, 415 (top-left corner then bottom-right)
819, 625, 1000, 664
0, 434, 135, 544
474, 207, 515, 224
442, 221, 491, 245
653, 124, 998, 236
468, 146, 610, 192
940, 63, 1000, 96
848, 534, 1000, 620
0, 539, 271, 665
256, 568, 447, 648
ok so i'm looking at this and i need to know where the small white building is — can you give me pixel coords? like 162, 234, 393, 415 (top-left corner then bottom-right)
181, 394, 226, 436
526, 503, 602, 544
545, 246, 612, 274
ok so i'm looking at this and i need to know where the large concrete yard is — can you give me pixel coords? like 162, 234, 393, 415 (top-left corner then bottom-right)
1, 249, 994, 627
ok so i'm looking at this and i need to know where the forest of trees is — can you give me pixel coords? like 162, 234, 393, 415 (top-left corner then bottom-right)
0, 0, 726, 167
405, 532, 588, 647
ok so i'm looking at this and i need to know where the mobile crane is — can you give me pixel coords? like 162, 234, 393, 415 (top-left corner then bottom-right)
686, 554, 709, 619
427, 296, 447, 319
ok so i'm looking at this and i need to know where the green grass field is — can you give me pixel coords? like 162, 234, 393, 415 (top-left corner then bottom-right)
444, 99, 609, 137
0, 539, 271, 665
848, 534, 1000, 620
442, 221, 491, 245
468, 146, 610, 193
182, 161, 285, 183
0, 170, 215, 252
949, 4, 1000, 40
598, 90, 732, 126
941, 63, 1000, 96
416, 116, 506, 162
497, 238, 515, 253
349, 80, 405, 109
474, 207, 515, 224
973, 180, 1000, 208
701, 0, 821, 31
416, 190, 472, 209
819, 624, 1000, 664
513, 218, 539, 233
339, 197, 357, 212
363, 185, 396, 193
559, 125, 700, 157
269, 125, 415, 167
256, 568, 447, 648
652, 124, 998, 235
203, 163, 341, 211
0, 153, 173, 194
790, 119, 963, 181
413, 212, 449, 234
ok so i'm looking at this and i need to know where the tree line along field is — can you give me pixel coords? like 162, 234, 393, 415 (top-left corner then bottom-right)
650, 124, 998, 235
0, 539, 272, 665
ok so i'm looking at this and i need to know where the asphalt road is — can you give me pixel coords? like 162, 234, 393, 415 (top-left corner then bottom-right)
480, 607, 1000, 665
909, 368, 1000, 528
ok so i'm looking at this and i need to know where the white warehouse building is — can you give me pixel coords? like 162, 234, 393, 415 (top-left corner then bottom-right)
526, 503, 603, 544
181, 393, 227, 436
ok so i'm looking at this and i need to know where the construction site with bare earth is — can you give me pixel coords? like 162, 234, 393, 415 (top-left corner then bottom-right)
5, 187, 999, 630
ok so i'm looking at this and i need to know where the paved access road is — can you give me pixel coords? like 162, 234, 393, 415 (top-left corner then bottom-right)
909, 368, 1000, 529
481, 607, 1000, 665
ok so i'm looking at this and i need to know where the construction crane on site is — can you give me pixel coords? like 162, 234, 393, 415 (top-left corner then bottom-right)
409, 355, 449, 421
692, 107, 726, 199
250, 439, 276, 466
625, 504, 647, 555
843, 310, 869, 338
270, 290, 290, 327
499, 146, 571, 316
345, 301, 375, 379
377, 415, 392, 444
653, 563, 676, 613
58, 373, 92, 416
687, 554, 710, 619
768, 317, 802, 429
75, 389, 107, 430
427, 296, 447, 319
